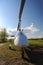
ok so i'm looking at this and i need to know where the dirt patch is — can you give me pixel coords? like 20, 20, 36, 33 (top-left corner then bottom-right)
0, 61, 5, 65
22, 45, 43, 65
0, 43, 5, 46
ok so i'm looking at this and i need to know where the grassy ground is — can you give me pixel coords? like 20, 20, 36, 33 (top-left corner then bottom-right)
0, 43, 30, 65
0, 39, 43, 65
29, 39, 43, 45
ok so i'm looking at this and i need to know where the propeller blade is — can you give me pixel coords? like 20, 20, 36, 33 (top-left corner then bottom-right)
19, 0, 26, 20
17, 0, 26, 31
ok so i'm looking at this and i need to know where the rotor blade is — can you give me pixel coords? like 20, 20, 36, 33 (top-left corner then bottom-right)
17, 19, 21, 31
19, 0, 26, 20
17, 0, 26, 31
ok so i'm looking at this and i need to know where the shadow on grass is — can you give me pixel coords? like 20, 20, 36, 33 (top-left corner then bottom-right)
22, 45, 43, 65
9, 47, 16, 51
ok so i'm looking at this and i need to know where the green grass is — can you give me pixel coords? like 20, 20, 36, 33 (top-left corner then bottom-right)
29, 39, 43, 45
0, 39, 43, 65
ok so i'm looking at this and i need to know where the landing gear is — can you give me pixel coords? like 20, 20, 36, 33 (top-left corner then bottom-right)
21, 47, 24, 58
9, 44, 12, 49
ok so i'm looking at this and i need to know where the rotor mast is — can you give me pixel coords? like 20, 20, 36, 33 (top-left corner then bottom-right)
17, 0, 26, 31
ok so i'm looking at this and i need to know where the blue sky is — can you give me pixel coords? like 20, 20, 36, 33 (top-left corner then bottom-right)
0, 0, 43, 38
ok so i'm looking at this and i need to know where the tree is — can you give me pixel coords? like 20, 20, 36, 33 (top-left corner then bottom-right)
0, 28, 8, 42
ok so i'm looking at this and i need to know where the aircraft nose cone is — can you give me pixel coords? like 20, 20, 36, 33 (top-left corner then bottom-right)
14, 31, 29, 46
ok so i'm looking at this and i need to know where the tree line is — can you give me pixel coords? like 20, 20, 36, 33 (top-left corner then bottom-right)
0, 28, 8, 43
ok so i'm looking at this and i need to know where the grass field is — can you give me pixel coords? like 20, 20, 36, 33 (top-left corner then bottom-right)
0, 39, 43, 65
29, 39, 43, 45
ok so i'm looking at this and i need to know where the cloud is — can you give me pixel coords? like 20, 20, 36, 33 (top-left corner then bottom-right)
31, 35, 43, 39
0, 27, 43, 39
0, 23, 39, 35
24, 23, 39, 33
6, 23, 40, 38
22, 23, 40, 38
1, 23, 42, 39
7, 28, 17, 35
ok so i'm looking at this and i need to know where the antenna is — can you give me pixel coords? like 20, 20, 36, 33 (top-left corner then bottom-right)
17, 0, 26, 31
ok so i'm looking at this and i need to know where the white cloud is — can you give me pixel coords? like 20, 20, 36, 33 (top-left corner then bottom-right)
7, 28, 17, 34
0, 23, 39, 34
6, 23, 40, 38
32, 35, 43, 39
24, 23, 39, 33
0, 23, 43, 39
22, 23, 40, 38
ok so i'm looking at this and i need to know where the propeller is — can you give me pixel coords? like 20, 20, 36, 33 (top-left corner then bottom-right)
17, 0, 26, 31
